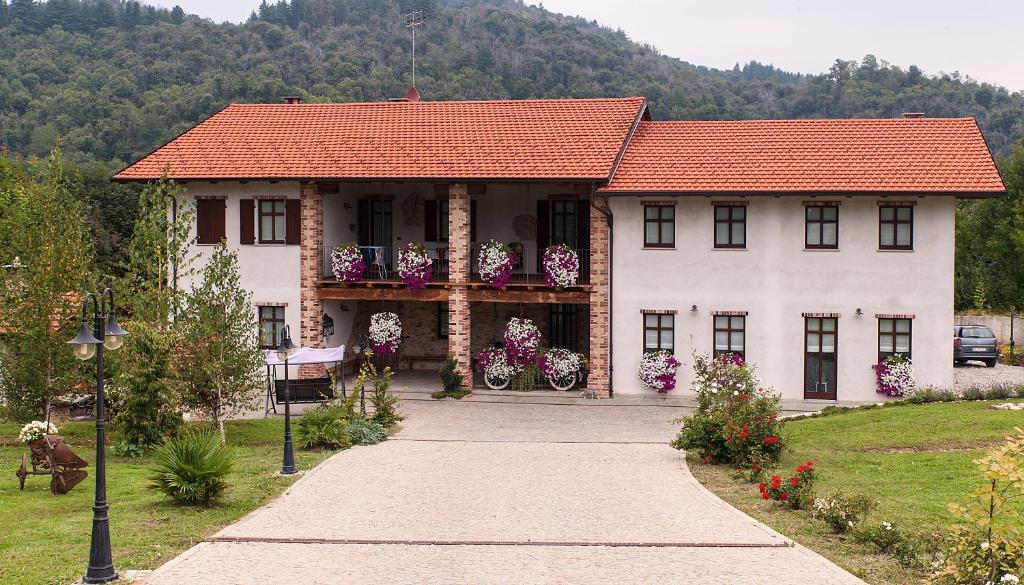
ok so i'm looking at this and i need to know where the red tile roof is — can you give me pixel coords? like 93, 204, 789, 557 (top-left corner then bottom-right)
602, 118, 1005, 194
113, 97, 647, 181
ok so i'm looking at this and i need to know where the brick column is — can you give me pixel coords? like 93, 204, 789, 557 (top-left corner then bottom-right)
298, 182, 324, 378
588, 195, 611, 397
447, 183, 472, 388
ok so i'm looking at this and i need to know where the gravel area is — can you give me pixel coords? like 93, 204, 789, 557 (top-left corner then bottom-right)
141, 400, 862, 585
953, 362, 1024, 389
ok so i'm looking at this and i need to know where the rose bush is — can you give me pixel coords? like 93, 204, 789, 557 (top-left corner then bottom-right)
331, 243, 365, 283
758, 460, 815, 509
672, 353, 784, 466
397, 243, 432, 290
477, 240, 515, 289
368, 312, 402, 354
542, 244, 580, 289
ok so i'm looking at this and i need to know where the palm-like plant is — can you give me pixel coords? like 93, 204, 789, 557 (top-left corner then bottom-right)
296, 406, 352, 450
148, 430, 233, 505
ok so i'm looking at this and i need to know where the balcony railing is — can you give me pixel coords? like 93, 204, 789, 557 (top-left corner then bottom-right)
322, 245, 449, 282
470, 243, 590, 285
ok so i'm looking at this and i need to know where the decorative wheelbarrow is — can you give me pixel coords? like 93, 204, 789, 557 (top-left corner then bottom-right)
16, 435, 88, 495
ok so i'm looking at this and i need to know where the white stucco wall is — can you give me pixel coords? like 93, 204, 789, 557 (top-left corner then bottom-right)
609, 196, 955, 402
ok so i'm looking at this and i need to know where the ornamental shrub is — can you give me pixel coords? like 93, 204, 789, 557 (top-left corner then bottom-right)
930, 429, 1024, 585
758, 460, 815, 509
439, 353, 464, 393
110, 321, 183, 449
856, 521, 906, 554
671, 354, 784, 466
346, 419, 388, 446
296, 406, 352, 450
813, 491, 876, 533
148, 430, 233, 506
361, 362, 402, 428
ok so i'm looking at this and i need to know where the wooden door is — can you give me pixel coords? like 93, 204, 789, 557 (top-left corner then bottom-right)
804, 317, 838, 400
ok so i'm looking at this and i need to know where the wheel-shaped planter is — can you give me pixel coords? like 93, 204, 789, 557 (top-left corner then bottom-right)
548, 373, 577, 391
484, 370, 511, 390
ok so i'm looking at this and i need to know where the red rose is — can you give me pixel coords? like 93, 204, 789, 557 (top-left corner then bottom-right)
742, 425, 748, 431
791, 477, 799, 486
741, 431, 748, 439
796, 465, 805, 473
761, 491, 770, 500
779, 492, 788, 501
806, 460, 813, 467
758, 483, 766, 492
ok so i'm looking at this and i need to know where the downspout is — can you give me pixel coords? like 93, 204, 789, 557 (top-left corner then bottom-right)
591, 183, 613, 398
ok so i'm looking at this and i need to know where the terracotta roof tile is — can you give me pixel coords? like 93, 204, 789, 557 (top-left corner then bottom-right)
113, 97, 647, 181
602, 118, 1005, 194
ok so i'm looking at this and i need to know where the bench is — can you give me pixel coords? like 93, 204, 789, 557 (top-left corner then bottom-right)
400, 355, 446, 370
274, 378, 335, 403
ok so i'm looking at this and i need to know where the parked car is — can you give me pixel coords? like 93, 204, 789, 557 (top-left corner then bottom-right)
954, 325, 999, 367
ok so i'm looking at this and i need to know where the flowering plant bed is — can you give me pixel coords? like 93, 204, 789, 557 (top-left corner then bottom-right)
397, 243, 432, 290
542, 244, 580, 289
368, 312, 402, 354
477, 240, 515, 289
539, 348, 583, 386
504, 317, 540, 367
331, 243, 365, 283
637, 350, 681, 392
18, 420, 58, 444
758, 460, 815, 509
873, 355, 914, 397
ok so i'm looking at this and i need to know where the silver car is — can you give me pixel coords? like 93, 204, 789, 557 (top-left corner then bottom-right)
954, 325, 999, 367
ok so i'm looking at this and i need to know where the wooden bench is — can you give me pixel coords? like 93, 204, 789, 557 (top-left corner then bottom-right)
400, 355, 446, 370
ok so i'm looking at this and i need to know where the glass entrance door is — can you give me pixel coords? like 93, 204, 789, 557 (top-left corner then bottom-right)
804, 317, 838, 400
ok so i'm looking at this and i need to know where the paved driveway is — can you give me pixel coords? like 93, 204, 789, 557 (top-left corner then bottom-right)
143, 400, 862, 584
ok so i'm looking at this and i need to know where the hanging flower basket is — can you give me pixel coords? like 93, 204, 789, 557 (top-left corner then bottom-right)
542, 244, 580, 289
539, 348, 583, 385
504, 317, 540, 367
18, 420, 58, 444
873, 355, 915, 397
331, 243, 364, 283
477, 240, 515, 289
368, 312, 402, 354
638, 350, 681, 393
398, 243, 433, 290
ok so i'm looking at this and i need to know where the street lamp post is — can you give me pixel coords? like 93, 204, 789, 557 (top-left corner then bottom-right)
67, 288, 128, 584
276, 325, 297, 475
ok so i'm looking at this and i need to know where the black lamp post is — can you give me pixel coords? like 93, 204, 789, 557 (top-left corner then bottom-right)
67, 288, 128, 584
276, 325, 297, 475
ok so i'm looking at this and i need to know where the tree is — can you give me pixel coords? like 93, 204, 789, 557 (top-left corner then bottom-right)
110, 321, 182, 448
119, 174, 193, 326
0, 149, 94, 420
174, 242, 262, 443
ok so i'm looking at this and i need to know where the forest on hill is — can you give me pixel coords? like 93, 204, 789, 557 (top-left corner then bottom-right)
1, 0, 1023, 310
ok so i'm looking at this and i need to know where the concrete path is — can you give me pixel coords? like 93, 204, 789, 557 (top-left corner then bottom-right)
142, 400, 863, 584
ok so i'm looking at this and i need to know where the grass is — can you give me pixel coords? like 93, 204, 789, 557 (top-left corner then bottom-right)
0, 419, 338, 585
688, 399, 1024, 585
431, 389, 472, 400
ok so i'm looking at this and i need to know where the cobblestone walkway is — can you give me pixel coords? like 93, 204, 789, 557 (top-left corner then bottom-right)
142, 400, 863, 584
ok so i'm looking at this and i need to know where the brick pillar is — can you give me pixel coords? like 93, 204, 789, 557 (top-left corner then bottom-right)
447, 183, 472, 388
588, 195, 610, 397
298, 182, 325, 378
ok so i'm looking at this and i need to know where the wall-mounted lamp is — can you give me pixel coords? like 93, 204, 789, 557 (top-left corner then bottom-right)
343, 202, 352, 209
690, 304, 698, 312
855, 308, 863, 317
339, 303, 350, 312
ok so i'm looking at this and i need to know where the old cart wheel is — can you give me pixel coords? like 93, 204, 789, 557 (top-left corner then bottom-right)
548, 372, 577, 391
17, 454, 27, 490
484, 370, 511, 390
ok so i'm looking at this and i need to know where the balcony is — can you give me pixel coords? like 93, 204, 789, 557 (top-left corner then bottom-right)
321, 245, 450, 284
469, 243, 590, 286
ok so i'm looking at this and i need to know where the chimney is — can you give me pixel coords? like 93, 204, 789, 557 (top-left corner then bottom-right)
283, 96, 304, 104
900, 112, 925, 119
388, 85, 422, 103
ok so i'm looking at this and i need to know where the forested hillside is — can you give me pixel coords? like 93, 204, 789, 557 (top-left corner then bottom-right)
1, 0, 1023, 309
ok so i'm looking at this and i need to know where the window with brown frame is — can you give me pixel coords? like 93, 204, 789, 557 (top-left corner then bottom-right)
643, 203, 675, 247
878, 318, 912, 361
713, 315, 745, 359
714, 205, 746, 248
805, 205, 838, 249
643, 312, 674, 353
258, 306, 286, 349
879, 205, 913, 250
258, 199, 286, 244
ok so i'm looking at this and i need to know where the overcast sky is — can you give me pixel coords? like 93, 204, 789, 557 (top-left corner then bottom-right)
145, 0, 1024, 91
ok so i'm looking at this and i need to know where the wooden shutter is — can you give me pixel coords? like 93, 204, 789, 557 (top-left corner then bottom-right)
239, 199, 255, 244
285, 199, 301, 245
470, 200, 477, 243
196, 198, 225, 245
424, 199, 438, 242
357, 199, 370, 245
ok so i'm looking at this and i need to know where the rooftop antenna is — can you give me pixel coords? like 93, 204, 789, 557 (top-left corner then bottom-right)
405, 10, 424, 86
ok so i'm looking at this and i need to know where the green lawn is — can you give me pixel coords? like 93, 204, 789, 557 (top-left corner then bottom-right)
689, 399, 1024, 585
0, 419, 337, 585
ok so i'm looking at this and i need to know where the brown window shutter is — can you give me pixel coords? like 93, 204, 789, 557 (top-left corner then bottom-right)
196, 198, 225, 244
424, 199, 438, 242
239, 199, 255, 244
285, 199, 301, 245
470, 200, 477, 242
